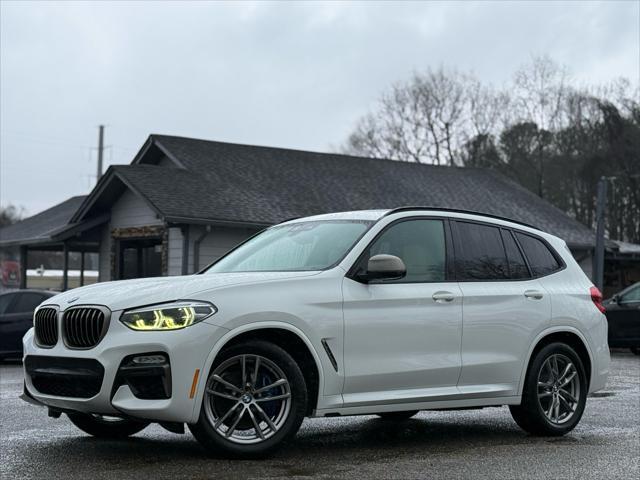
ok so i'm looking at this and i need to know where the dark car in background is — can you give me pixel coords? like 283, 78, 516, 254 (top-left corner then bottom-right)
604, 282, 640, 355
0, 290, 56, 360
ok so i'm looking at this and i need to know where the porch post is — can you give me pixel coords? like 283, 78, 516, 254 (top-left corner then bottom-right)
181, 225, 190, 275
80, 250, 85, 287
19, 246, 28, 289
62, 243, 69, 291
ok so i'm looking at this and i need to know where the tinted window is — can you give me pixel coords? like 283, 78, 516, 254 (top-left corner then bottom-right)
501, 230, 530, 279
0, 293, 16, 315
620, 285, 640, 303
11, 293, 45, 313
454, 222, 509, 280
515, 232, 561, 277
361, 219, 446, 282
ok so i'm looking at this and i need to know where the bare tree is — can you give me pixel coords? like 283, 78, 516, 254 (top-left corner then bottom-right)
0, 204, 25, 228
511, 55, 571, 197
344, 67, 473, 165
342, 56, 640, 242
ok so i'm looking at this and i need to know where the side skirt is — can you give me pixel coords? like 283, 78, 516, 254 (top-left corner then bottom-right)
312, 395, 521, 417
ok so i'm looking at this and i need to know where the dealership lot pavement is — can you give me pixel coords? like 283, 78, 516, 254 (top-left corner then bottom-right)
1, 352, 638, 480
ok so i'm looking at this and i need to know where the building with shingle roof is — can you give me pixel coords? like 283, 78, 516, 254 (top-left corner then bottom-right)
1, 134, 598, 288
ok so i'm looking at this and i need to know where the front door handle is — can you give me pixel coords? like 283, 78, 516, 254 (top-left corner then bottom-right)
524, 290, 544, 300
432, 291, 455, 303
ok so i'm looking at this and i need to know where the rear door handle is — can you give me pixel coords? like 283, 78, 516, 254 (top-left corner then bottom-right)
432, 291, 455, 303
524, 290, 544, 300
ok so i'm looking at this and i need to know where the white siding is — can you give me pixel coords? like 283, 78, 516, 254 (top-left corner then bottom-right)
192, 225, 257, 271
167, 227, 184, 276
166, 225, 258, 275
111, 189, 161, 229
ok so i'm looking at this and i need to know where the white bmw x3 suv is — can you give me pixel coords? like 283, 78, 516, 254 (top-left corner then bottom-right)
22, 208, 610, 457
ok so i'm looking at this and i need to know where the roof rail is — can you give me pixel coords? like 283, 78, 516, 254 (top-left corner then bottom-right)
384, 206, 540, 230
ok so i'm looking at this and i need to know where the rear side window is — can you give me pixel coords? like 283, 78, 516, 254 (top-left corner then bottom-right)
515, 232, 561, 277
501, 230, 530, 279
454, 222, 509, 281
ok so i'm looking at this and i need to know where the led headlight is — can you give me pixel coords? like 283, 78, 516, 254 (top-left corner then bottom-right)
120, 301, 216, 331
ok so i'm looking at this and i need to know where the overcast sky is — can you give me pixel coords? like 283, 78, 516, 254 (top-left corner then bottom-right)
1, 0, 638, 216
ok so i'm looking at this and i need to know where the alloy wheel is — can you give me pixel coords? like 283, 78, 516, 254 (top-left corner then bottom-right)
537, 353, 581, 425
203, 354, 292, 444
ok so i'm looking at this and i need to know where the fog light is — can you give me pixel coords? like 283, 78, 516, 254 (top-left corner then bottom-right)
132, 354, 167, 365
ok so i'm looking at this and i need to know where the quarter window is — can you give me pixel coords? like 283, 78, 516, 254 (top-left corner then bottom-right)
515, 232, 561, 277
454, 222, 509, 281
360, 219, 446, 282
501, 230, 530, 279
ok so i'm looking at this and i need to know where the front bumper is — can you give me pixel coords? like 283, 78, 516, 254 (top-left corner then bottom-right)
22, 313, 228, 423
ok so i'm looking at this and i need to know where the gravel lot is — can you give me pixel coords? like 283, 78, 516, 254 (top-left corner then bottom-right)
1, 351, 638, 480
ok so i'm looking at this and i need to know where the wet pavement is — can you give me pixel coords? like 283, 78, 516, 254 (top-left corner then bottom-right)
1, 351, 638, 479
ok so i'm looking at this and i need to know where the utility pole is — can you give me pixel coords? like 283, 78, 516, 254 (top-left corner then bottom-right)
593, 177, 607, 291
96, 125, 105, 182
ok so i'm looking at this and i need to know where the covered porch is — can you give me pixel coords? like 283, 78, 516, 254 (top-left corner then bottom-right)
0, 196, 106, 292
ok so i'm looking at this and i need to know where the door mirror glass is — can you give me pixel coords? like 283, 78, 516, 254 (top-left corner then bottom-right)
366, 254, 406, 282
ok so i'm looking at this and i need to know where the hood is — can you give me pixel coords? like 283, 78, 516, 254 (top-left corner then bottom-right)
46, 271, 320, 312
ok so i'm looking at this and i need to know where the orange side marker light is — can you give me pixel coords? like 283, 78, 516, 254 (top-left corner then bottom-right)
189, 369, 200, 399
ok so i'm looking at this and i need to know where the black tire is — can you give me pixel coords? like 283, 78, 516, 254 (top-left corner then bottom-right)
630, 347, 640, 356
189, 340, 307, 458
376, 410, 419, 421
510, 342, 587, 436
67, 412, 149, 438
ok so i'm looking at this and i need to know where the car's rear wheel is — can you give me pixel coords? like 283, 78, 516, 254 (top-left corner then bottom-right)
510, 342, 587, 436
376, 410, 419, 421
189, 340, 307, 458
67, 412, 149, 438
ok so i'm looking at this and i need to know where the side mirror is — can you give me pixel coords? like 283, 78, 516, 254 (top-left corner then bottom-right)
365, 254, 406, 282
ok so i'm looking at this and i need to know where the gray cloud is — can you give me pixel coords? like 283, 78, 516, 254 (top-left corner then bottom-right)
1, 0, 638, 214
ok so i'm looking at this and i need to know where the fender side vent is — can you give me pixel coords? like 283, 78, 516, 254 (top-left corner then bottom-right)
321, 338, 338, 372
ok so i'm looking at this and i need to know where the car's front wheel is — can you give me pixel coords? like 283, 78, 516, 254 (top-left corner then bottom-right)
67, 412, 149, 438
630, 347, 640, 356
189, 340, 307, 458
510, 342, 587, 436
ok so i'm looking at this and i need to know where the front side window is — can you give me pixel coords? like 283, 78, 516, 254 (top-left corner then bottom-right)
454, 222, 509, 281
206, 220, 372, 273
356, 219, 446, 283
515, 232, 561, 277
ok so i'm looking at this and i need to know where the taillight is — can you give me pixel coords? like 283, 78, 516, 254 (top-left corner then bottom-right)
590, 286, 606, 314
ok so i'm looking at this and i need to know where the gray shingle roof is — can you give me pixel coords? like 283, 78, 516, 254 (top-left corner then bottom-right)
62, 134, 595, 248
0, 196, 87, 246
130, 135, 594, 247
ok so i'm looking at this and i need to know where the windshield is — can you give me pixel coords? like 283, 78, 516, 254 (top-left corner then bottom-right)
205, 220, 372, 273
